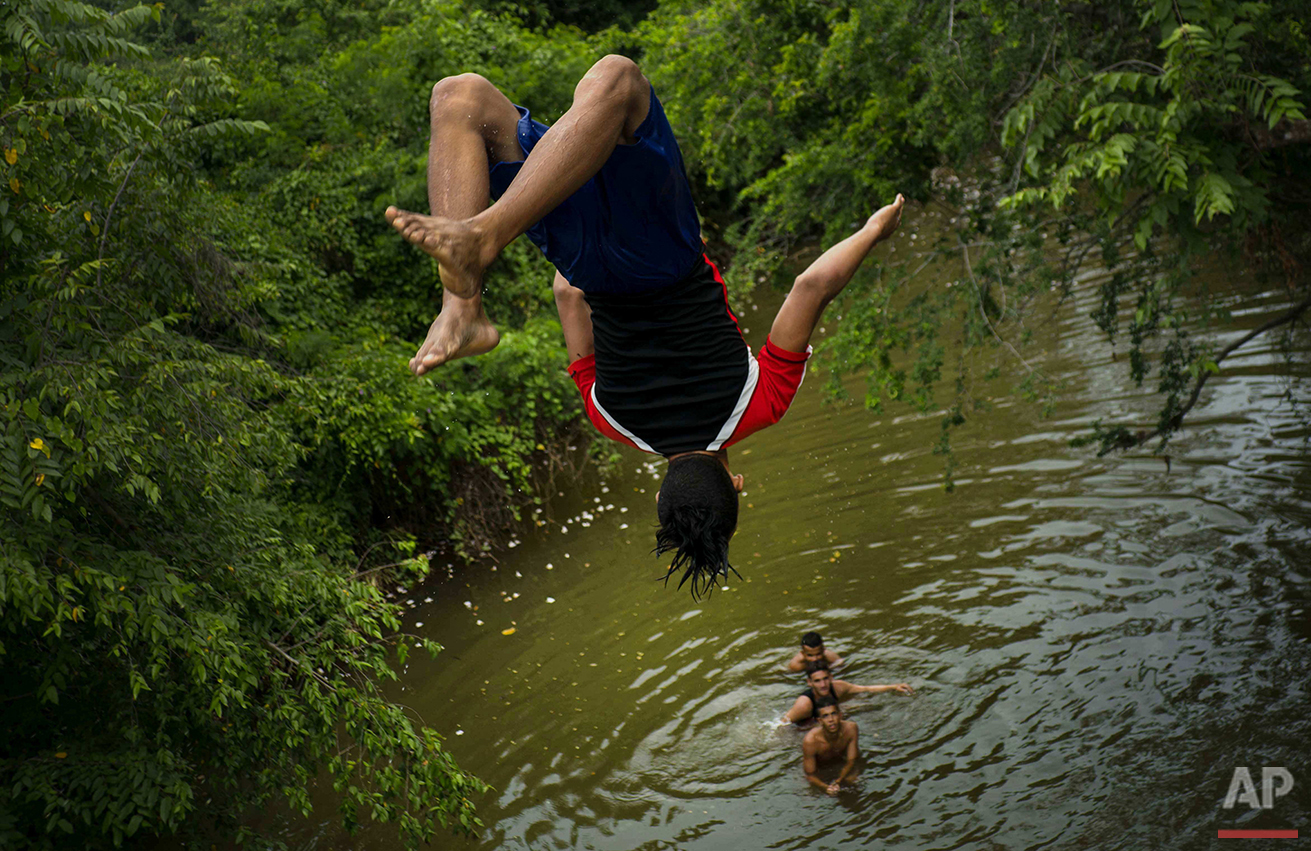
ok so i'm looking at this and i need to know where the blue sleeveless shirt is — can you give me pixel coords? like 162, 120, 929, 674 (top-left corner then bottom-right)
488, 86, 704, 295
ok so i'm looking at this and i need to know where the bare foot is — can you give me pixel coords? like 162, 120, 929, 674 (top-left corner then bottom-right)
867, 193, 905, 242
385, 205, 492, 299
411, 294, 500, 375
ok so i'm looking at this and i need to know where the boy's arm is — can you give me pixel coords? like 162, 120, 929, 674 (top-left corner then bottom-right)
768, 195, 904, 354
553, 271, 594, 363
786, 652, 806, 672
838, 680, 914, 696
802, 740, 832, 793
836, 723, 860, 786
781, 695, 813, 724
825, 648, 844, 668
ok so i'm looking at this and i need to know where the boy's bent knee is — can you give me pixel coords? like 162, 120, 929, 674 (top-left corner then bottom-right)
579, 54, 647, 101
430, 73, 495, 115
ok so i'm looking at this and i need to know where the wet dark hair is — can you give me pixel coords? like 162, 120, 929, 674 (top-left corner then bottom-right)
805, 660, 831, 679
814, 695, 840, 712
654, 454, 740, 599
801, 631, 823, 648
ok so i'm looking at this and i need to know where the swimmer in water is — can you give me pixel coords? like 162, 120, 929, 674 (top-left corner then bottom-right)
781, 661, 913, 725
802, 697, 859, 795
786, 631, 844, 672
385, 56, 905, 598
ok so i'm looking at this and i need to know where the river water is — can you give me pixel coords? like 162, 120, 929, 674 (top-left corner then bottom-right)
312, 214, 1309, 850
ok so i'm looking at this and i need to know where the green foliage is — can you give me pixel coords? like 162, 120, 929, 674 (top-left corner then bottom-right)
639, 0, 1092, 285
642, 0, 1308, 468
1000, 0, 1310, 452
280, 318, 583, 554
1, 0, 599, 847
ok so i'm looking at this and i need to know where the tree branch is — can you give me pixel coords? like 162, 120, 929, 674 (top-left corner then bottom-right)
1110, 292, 1311, 454
96, 151, 144, 291
265, 639, 337, 691
959, 237, 1041, 377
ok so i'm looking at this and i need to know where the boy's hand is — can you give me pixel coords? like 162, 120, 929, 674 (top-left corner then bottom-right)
867, 193, 905, 242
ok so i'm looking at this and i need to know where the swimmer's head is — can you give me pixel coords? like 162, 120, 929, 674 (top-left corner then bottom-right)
805, 661, 833, 695
801, 631, 825, 662
654, 452, 742, 599
815, 696, 842, 732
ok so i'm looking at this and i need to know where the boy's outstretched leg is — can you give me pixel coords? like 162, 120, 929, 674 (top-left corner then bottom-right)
386, 54, 652, 301
767, 194, 905, 354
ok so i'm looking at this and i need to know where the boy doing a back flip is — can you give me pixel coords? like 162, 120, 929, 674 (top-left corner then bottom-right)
385, 56, 904, 596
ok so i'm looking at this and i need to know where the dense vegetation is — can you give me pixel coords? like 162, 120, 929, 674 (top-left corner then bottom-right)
643, 0, 1309, 464
2, 0, 1305, 847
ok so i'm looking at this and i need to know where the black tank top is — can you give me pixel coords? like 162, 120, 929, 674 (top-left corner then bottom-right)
801, 687, 838, 721
584, 258, 752, 456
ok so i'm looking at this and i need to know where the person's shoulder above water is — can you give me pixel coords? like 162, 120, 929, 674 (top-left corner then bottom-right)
786, 630, 845, 672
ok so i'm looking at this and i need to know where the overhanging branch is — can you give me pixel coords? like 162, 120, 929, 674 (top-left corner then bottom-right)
1109, 291, 1311, 455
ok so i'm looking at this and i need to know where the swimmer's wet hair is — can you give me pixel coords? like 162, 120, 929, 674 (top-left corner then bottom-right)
814, 695, 840, 712
654, 453, 741, 600
802, 631, 823, 648
805, 660, 831, 678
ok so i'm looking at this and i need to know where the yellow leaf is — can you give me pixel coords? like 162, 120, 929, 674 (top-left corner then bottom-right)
55, 752, 67, 759
8, 177, 20, 194
4, 148, 15, 165
34, 473, 44, 486
535, 443, 545, 450
29, 438, 49, 457
83, 211, 91, 222
501, 627, 516, 636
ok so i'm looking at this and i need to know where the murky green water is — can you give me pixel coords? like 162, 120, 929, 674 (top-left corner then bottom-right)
304, 217, 1310, 850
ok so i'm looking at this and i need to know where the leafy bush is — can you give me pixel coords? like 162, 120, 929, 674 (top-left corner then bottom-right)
1, 1, 594, 846
640, 0, 1309, 466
